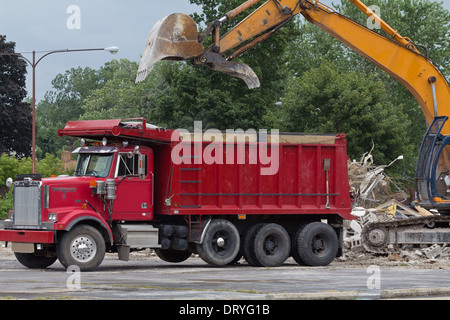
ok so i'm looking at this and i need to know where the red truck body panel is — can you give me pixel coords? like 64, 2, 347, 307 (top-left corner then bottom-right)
59, 119, 353, 221
1, 119, 353, 270
0, 230, 54, 243
153, 137, 352, 220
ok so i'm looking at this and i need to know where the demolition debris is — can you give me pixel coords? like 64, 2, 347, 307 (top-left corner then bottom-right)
344, 151, 450, 264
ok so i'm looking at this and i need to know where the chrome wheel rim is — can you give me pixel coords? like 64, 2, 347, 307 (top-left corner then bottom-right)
70, 235, 97, 263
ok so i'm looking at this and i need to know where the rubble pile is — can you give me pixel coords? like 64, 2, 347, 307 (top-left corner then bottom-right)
348, 149, 407, 208
343, 150, 450, 264
344, 205, 450, 261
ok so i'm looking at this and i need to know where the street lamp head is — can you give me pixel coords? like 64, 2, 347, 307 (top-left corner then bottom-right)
104, 46, 119, 54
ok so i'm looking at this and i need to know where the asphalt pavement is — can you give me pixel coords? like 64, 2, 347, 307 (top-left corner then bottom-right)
1, 220, 450, 301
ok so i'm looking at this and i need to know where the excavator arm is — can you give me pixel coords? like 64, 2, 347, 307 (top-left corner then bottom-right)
136, 0, 450, 133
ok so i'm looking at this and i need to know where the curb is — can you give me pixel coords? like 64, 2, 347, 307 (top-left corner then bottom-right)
380, 287, 450, 299
266, 287, 450, 300
266, 291, 360, 300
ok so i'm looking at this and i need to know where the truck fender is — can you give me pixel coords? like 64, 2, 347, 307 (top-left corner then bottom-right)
55, 210, 113, 246
198, 218, 212, 244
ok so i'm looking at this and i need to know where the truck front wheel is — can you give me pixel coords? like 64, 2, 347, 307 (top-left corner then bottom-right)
57, 225, 106, 271
196, 219, 240, 266
14, 252, 57, 269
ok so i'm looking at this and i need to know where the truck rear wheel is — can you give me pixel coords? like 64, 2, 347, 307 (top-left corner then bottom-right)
57, 225, 106, 271
14, 252, 57, 269
252, 223, 291, 267
242, 223, 264, 267
196, 219, 240, 266
292, 222, 338, 266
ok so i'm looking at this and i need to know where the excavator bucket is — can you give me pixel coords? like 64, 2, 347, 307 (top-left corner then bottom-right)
136, 13, 204, 83
136, 13, 260, 89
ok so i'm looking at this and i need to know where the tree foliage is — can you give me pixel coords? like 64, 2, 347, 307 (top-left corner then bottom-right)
0, 35, 32, 157
31, 0, 450, 179
36, 60, 135, 157
333, 0, 450, 146
277, 61, 414, 168
0, 153, 68, 219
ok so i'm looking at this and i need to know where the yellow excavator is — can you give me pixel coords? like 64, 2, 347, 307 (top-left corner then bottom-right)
136, 0, 450, 252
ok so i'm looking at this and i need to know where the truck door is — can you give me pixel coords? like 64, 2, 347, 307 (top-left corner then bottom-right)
415, 116, 450, 209
113, 148, 154, 220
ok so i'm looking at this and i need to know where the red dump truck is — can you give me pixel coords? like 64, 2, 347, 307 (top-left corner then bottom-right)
0, 118, 353, 270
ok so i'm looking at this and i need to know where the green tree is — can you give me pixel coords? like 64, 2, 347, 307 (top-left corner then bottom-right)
0, 153, 67, 219
95, 0, 296, 131
0, 189, 13, 220
278, 61, 414, 173
277, 0, 449, 174
80, 59, 149, 120
333, 0, 450, 148
36, 60, 130, 157
0, 35, 32, 157
36, 66, 102, 157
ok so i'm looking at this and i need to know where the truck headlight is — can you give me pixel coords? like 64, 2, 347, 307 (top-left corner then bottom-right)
48, 213, 58, 222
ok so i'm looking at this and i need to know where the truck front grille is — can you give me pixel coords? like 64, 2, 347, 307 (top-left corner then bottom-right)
13, 182, 42, 228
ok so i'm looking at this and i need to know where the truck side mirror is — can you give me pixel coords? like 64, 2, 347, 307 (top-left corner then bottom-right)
138, 154, 146, 180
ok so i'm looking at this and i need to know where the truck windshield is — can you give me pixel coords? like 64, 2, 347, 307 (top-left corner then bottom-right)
74, 153, 114, 178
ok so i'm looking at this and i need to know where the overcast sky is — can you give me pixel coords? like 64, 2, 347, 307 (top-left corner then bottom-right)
1, 0, 449, 103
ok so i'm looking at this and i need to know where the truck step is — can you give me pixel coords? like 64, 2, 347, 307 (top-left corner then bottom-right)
115, 224, 160, 261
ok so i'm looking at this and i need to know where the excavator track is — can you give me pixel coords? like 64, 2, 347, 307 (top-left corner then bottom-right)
361, 215, 450, 254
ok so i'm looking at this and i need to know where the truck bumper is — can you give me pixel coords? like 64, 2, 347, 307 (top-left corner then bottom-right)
0, 230, 55, 244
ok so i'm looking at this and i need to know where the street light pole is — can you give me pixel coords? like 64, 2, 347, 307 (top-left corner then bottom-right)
32, 51, 36, 174
0, 46, 119, 173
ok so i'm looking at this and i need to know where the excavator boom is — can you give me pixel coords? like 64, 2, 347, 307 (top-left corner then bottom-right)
136, 0, 449, 133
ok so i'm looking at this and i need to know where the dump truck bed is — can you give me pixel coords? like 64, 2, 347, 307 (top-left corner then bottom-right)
59, 119, 353, 220
153, 133, 352, 220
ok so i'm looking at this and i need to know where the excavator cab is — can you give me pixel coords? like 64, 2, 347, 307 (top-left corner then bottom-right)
415, 116, 450, 212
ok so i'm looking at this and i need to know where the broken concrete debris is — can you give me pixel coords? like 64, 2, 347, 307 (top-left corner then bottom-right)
348, 149, 407, 208
344, 150, 449, 263
344, 206, 450, 260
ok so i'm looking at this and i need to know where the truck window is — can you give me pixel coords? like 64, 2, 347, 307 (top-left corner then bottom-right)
116, 153, 147, 177
74, 153, 114, 178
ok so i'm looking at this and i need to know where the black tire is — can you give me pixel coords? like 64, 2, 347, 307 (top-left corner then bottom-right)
292, 222, 338, 266
196, 219, 240, 266
227, 252, 243, 265
242, 223, 265, 267
291, 224, 306, 266
14, 252, 57, 269
155, 249, 192, 263
252, 223, 291, 267
57, 225, 106, 271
